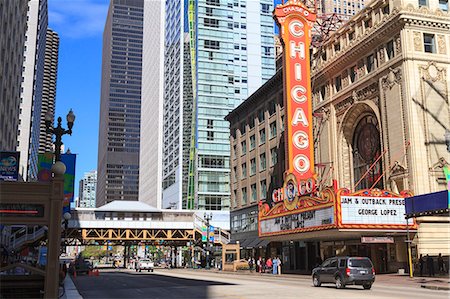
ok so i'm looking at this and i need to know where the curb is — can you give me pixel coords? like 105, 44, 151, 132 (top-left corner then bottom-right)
421, 285, 450, 291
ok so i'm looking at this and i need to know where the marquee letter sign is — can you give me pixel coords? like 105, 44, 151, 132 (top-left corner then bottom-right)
274, 1, 316, 183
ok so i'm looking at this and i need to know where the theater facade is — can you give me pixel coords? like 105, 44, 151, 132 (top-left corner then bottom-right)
227, 0, 449, 274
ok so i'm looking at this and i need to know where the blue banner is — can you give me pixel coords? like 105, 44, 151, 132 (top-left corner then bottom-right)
0, 151, 20, 181
61, 154, 76, 214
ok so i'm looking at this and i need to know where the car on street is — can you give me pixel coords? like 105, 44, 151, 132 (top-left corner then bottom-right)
312, 256, 375, 289
136, 259, 154, 272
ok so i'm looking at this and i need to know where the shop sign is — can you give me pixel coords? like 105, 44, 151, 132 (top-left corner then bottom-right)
361, 236, 394, 244
0, 151, 20, 181
259, 206, 334, 236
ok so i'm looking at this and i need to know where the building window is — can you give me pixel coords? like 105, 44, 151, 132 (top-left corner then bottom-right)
349, 65, 357, 83
270, 148, 277, 166
280, 116, 285, 132
320, 85, 326, 101
439, 0, 448, 11
233, 167, 237, 181
366, 54, 375, 73
240, 122, 246, 135
352, 115, 383, 190
242, 187, 247, 205
250, 158, 256, 176
207, 131, 214, 141
348, 31, 355, 41
259, 129, 266, 144
418, 0, 428, 6
260, 180, 267, 199
334, 43, 340, 53
386, 40, 395, 59
335, 75, 342, 92
270, 122, 277, 139
233, 190, 237, 208
258, 109, 265, 122
242, 163, 247, 178
423, 33, 435, 53
233, 145, 236, 159
268, 100, 276, 115
249, 116, 255, 129
260, 153, 266, 171
249, 135, 256, 150
251, 184, 257, 202
241, 141, 246, 155
204, 39, 220, 50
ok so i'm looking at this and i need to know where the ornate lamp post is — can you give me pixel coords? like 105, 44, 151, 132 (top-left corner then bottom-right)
45, 109, 75, 162
204, 212, 212, 270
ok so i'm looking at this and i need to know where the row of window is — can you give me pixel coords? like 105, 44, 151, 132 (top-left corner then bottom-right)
233, 148, 278, 180
236, 122, 278, 157
234, 179, 268, 207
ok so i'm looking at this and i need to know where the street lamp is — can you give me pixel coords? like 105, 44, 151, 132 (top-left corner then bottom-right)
204, 212, 213, 270
45, 109, 75, 162
62, 212, 71, 254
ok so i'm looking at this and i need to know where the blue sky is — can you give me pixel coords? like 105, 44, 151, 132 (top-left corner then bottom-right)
49, 0, 109, 198
48, 0, 283, 199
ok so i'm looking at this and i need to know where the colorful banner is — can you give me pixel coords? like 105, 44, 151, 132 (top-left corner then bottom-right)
61, 154, 76, 214
201, 225, 207, 242
209, 226, 214, 242
37, 152, 53, 182
0, 151, 20, 181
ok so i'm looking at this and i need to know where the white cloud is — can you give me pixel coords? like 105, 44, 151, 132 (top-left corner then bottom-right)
48, 0, 109, 38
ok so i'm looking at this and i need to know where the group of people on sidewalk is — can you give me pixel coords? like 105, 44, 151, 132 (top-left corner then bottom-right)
418, 253, 447, 277
248, 257, 282, 275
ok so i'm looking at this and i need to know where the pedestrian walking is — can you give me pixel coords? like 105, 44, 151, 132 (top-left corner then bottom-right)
248, 257, 254, 272
426, 254, 434, 277
437, 253, 445, 274
257, 257, 262, 273
266, 257, 272, 274
419, 254, 424, 277
276, 257, 282, 275
272, 257, 278, 275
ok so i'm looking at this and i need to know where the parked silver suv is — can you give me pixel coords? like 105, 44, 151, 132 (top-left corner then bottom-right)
312, 257, 375, 289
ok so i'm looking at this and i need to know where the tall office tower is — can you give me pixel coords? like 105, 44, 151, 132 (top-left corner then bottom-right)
97, 0, 144, 207
0, 1, 29, 151
153, 0, 276, 210
79, 170, 97, 208
18, 0, 48, 180
39, 29, 59, 154
139, 0, 165, 209
317, 0, 371, 20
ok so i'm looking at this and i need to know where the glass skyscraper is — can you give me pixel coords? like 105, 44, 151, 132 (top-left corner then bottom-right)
159, 0, 276, 210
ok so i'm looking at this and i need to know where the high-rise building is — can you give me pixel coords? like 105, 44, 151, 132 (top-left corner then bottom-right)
0, 0, 29, 151
79, 170, 97, 208
17, 0, 48, 181
144, 0, 277, 210
317, 0, 371, 20
97, 0, 144, 207
39, 29, 59, 154
139, 0, 165, 209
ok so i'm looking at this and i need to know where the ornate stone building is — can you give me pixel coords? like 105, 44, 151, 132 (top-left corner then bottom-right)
228, 0, 449, 273
311, 0, 449, 256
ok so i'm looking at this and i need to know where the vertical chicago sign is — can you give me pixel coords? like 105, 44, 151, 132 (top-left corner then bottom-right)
276, 1, 316, 184
259, 1, 336, 238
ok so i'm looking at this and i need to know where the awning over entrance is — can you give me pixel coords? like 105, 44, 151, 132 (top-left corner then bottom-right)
239, 238, 269, 249
405, 190, 449, 218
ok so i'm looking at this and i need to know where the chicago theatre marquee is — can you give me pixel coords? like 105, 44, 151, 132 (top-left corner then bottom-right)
255, 0, 450, 274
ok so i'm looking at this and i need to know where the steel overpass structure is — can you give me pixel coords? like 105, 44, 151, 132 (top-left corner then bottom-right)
63, 201, 230, 246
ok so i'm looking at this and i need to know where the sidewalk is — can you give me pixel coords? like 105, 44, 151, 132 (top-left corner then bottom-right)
181, 268, 450, 291
62, 274, 83, 299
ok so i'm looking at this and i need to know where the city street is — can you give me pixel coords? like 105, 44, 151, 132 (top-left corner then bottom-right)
71, 269, 450, 299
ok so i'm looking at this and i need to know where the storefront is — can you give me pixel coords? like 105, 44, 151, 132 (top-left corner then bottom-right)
259, 187, 415, 274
